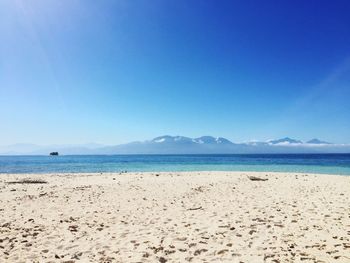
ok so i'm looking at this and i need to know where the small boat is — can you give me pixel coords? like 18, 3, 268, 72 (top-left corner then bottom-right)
50, 152, 59, 156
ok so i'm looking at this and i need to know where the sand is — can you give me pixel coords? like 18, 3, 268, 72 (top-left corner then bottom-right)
0, 171, 349, 262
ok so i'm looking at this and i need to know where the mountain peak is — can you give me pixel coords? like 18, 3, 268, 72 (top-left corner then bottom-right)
194, 136, 216, 144
307, 138, 331, 144
269, 137, 303, 145
151, 135, 192, 143
194, 136, 233, 144
151, 135, 233, 145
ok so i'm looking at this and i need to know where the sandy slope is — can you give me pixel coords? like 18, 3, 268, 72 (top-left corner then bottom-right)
0, 171, 349, 262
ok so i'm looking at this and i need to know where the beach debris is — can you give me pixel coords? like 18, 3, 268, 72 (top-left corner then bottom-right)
217, 249, 229, 255
187, 206, 203, 211
249, 229, 257, 235
247, 176, 268, 181
6, 179, 48, 184
68, 225, 78, 232
194, 248, 208, 256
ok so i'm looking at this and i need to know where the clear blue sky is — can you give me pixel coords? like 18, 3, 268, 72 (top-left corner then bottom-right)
1, 0, 350, 145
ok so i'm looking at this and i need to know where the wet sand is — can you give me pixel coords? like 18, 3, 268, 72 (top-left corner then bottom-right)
0, 171, 349, 262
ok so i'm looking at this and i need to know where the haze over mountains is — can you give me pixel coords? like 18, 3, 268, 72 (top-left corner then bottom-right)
0, 136, 349, 155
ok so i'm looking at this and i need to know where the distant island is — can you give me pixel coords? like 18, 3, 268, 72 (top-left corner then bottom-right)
1, 136, 349, 155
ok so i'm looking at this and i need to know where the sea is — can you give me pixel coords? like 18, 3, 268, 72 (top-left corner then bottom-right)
0, 154, 350, 175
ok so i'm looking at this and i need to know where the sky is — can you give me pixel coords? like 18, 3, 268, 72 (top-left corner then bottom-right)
1, 0, 350, 145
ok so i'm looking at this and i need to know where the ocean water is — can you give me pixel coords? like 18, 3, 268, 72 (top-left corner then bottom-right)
0, 154, 350, 175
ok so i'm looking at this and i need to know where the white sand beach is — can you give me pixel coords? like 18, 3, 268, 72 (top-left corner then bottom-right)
0, 171, 349, 262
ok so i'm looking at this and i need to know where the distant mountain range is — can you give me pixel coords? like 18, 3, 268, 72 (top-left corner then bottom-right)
0, 136, 349, 155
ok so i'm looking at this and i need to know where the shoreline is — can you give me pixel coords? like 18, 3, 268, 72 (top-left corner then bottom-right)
1, 170, 350, 177
1, 171, 349, 262
2, 154, 350, 176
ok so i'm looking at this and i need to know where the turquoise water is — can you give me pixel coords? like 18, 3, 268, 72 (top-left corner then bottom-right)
0, 154, 350, 175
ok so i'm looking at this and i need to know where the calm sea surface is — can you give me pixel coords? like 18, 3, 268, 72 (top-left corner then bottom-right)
0, 154, 350, 175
